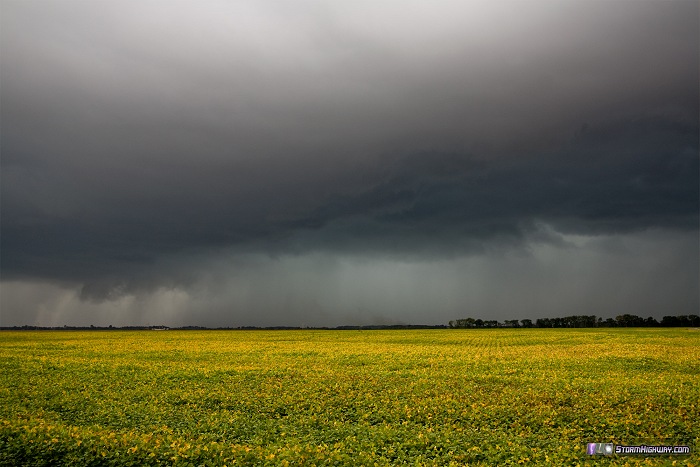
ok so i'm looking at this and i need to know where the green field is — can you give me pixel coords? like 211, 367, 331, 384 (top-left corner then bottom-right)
1, 329, 698, 466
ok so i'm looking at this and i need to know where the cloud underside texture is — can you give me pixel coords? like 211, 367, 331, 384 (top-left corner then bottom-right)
1, 0, 698, 324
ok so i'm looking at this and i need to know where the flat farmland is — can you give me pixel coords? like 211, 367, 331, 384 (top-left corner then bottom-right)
1, 329, 698, 466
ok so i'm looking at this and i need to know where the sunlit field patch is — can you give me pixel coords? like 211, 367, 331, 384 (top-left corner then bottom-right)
1, 329, 698, 465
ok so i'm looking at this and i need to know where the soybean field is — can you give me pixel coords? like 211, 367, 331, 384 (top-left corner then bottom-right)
1, 329, 698, 466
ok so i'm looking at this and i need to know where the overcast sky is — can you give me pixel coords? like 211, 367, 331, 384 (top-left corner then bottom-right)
1, 0, 698, 327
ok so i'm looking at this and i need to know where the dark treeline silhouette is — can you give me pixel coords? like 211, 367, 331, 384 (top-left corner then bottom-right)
3, 315, 698, 331
449, 314, 700, 328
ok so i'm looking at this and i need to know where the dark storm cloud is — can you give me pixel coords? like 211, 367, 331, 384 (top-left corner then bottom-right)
1, 0, 698, 316
292, 118, 698, 244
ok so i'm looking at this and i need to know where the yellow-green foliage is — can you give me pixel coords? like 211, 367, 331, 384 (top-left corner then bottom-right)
1, 329, 698, 466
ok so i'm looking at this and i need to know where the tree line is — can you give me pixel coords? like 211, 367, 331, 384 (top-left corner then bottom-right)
449, 314, 700, 328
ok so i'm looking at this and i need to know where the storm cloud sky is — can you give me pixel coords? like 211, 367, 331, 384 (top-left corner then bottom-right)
1, 0, 698, 327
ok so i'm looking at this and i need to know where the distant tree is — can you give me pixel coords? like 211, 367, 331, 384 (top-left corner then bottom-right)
644, 317, 659, 327
504, 320, 520, 328
616, 314, 644, 327
475, 319, 484, 328
450, 318, 478, 328
535, 318, 551, 328
631, 315, 645, 326
661, 316, 679, 327
582, 315, 598, 327
520, 319, 533, 328
659, 315, 700, 327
